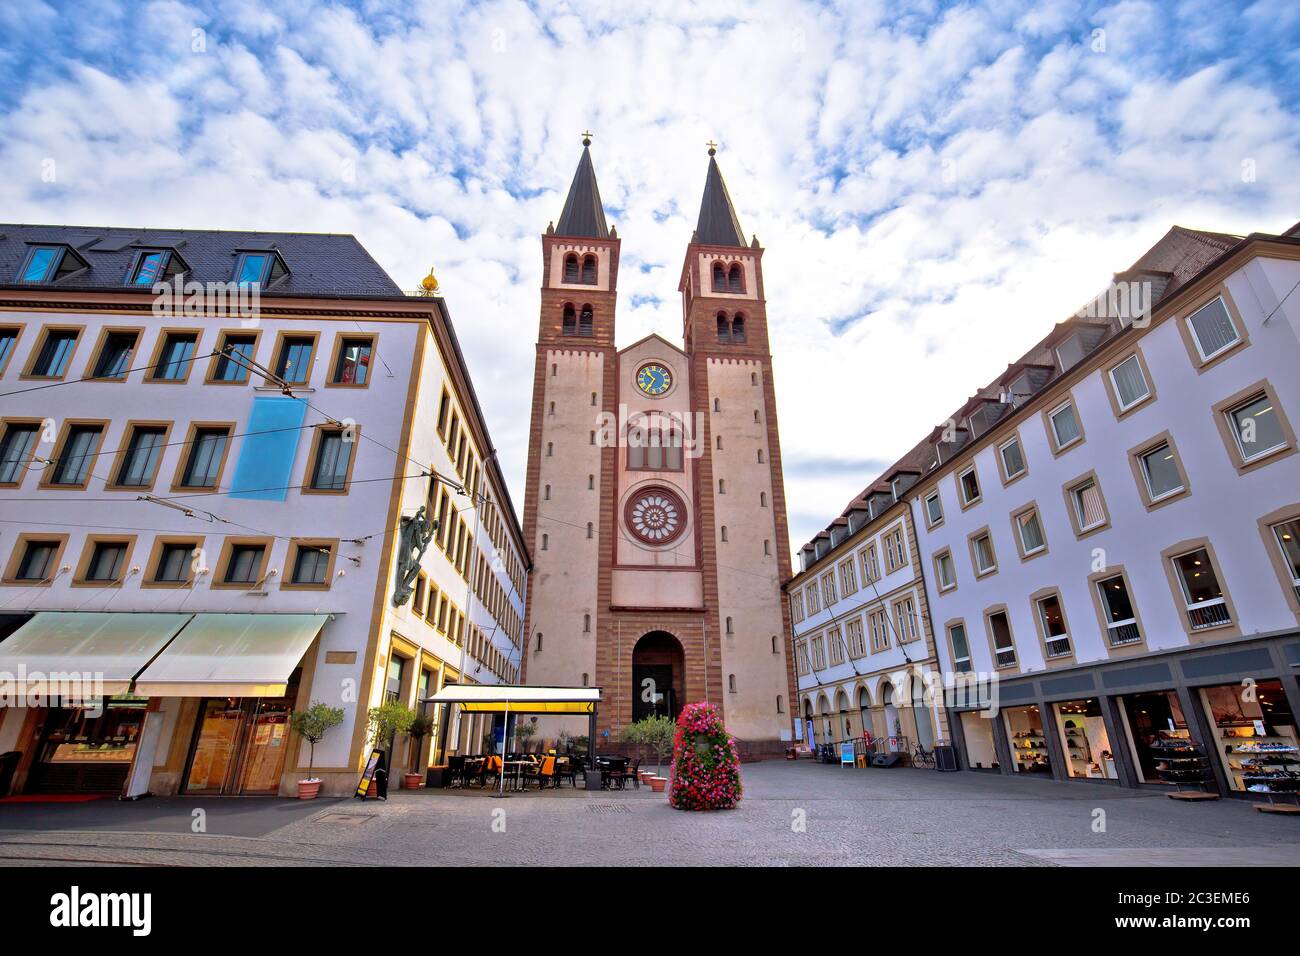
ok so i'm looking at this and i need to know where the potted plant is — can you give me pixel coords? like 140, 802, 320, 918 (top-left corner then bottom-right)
515, 718, 538, 752
290, 701, 345, 799
403, 711, 434, 789
618, 720, 647, 776
367, 700, 415, 795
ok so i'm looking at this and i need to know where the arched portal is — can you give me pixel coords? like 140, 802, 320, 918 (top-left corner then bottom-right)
631, 631, 685, 722
836, 688, 852, 740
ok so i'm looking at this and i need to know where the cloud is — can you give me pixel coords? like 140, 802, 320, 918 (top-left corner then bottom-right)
1, 0, 1297, 555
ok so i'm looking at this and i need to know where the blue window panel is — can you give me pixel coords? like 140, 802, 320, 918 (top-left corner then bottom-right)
228, 396, 308, 501
21, 247, 60, 282
132, 251, 166, 286
236, 253, 268, 284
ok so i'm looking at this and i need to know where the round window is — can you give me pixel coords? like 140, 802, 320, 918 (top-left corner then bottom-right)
625, 486, 687, 546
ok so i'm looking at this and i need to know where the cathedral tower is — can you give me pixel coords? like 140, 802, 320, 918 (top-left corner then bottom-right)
521, 139, 794, 753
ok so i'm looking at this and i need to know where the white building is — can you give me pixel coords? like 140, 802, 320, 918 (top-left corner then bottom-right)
0, 224, 527, 797
904, 223, 1300, 796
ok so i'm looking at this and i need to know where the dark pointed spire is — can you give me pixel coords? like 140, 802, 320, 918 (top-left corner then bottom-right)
694, 142, 746, 247
555, 133, 609, 239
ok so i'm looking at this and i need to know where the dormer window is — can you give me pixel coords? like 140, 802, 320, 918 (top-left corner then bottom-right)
126, 248, 187, 286
1055, 332, 1085, 372
17, 244, 88, 284
233, 249, 288, 287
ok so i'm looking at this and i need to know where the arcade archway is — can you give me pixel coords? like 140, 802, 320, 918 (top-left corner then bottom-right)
631, 631, 685, 721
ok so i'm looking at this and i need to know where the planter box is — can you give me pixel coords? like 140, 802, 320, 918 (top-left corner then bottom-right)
425, 767, 448, 789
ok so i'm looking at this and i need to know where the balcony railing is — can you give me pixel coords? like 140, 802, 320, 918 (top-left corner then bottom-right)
994, 648, 1017, 668
1106, 619, 1142, 647
1045, 636, 1072, 658
1185, 597, 1230, 631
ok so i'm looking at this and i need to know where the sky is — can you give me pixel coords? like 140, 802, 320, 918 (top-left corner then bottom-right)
2, 0, 1299, 554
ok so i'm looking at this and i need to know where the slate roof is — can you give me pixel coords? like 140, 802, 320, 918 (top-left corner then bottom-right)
555, 145, 610, 239
694, 155, 747, 247
0, 223, 404, 297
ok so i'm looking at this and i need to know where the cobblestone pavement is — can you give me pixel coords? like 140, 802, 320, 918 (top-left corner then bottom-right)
2, 762, 1298, 866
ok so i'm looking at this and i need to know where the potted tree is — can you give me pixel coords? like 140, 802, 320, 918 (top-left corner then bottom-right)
618, 720, 649, 782
290, 701, 345, 799
642, 715, 676, 791
515, 718, 538, 753
366, 701, 415, 796
403, 711, 434, 789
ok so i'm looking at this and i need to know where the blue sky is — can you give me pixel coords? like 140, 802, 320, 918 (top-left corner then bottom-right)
3, 0, 1299, 551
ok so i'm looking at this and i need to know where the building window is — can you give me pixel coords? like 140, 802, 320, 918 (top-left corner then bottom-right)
82, 540, 128, 584
720, 525, 729, 542
48, 424, 103, 487
153, 542, 197, 585
586, 522, 593, 539
331, 336, 374, 385
177, 426, 230, 489
0, 422, 40, 485
860, 545, 879, 584
580, 255, 597, 284
0, 326, 19, 373
309, 428, 354, 492
776, 695, 784, 713
222, 543, 267, 585
27, 328, 79, 378
1036, 593, 1071, 658
726, 616, 734, 635
1067, 475, 1107, 534
113, 425, 167, 488
211, 332, 257, 382
728, 263, 743, 292
924, 491, 943, 526
970, 530, 997, 577
821, 572, 837, 605
91, 330, 139, 380
958, 466, 981, 506
290, 543, 332, 586
934, 549, 956, 591
839, 559, 857, 595
127, 249, 185, 286
1096, 573, 1142, 647
541, 533, 549, 551
274, 334, 315, 385
578, 305, 594, 337
148, 331, 199, 381
1270, 519, 1300, 606
893, 597, 918, 643
717, 312, 731, 343
999, 436, 1026, 481
1048, 400, 1082, 450
1136, 439, 1185, 503
987, 610, 1016, 668
948, 623, 972, 673
1186, 295, 1241, 362
19, 245, 68, 282
712, 262, 726, 291
1171, 547, 1232, 631
563, 254, 579, 283
868, 610, 890, 652
1015, 507, 1046, 557
1225, 391, 1287, 464
13, 538, 60, 582
233, 251, 288, 287
562, 304, 576, 335
1108, 354, 1151, 412
732, 314, 746, 343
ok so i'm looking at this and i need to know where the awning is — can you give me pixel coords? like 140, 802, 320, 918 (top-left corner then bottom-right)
132, 613, 327, 698
423, 684, 600, 715
0, 612, 194, 696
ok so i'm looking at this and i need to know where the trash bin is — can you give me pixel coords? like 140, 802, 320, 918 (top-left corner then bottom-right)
934, 745, 958, 771
0, 751, 20, 795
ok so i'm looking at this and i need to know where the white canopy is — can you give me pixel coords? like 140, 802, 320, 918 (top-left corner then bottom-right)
423, 684, 600, 714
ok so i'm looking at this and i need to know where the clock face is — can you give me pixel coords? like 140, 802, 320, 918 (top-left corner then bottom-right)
626, 487, 686, 546
636, 363, 673, 397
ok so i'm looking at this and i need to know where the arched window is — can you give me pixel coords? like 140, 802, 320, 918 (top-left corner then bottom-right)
731, 313, 746, 343
583, 613, 591, 632
541, 533, 549, 550
760, 491, 767, 507
725, 615, 734, 634
718, 478, 726, 494
715, 435, 722, 450
536, 633, 543, 652
712, 262, 726, 291
579, 304, 594, 336
776, 695, 784, 713
728, 674, 737, 693
716, 312, 730, 343
582, 672, 589, 687
587, 474, 594, 489
586, 522, 593, 539
751, 371, 758, 386
713, 398, 720, 412
563, 253, 579, 283
546, 442, 553, 457
581, 254, 597, 284
728, 262, 743, 292
771, 635, 779, 654
757, 449, 764, 463
590, 391, 597, 406
627, 419, 683, 471
562, 303, 576, 335
544, 484, 551, 500
720, 525, 728, 542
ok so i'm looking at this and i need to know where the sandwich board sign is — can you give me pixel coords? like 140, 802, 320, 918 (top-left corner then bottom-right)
355, 748, 387, 799
839, 741, 855, 766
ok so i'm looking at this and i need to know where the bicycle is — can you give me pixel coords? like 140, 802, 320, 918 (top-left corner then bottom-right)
912, 745, 935, 769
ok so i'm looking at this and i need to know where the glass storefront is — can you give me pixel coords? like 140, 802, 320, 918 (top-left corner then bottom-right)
1199, 680, 1300, 795
1120, 690, 1189, 783
960, 711, 999, 770
1004, 704, 1050, 773
29, 698, 147, 793
1052, 698, 1117, 780
183, 696, 294, 795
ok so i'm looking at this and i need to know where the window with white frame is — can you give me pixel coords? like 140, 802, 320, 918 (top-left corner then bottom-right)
822, 572, 838, 606
790, 590, 805, 623
884, 526, 907, 571
1069, 477, 1106, 532
1138, 441, 1184, 501
1016, 508, 1045, 556
1186, 296, 1241, 361
811, 634, 827, 669
869, 609, 890, 652
828, 626, 845, 665
860, 545, 879, 583
999, 436, 1026, 480
894, 596, 918, 643
1036, 593, 1071, 658
806, 582, 820, 614
1225, 392, 1286, 464
1096, 573, 1141, 646
839, 559, 858, 595
924, 491, 943, 525
988, 610, 1016, 668
846, 617, 866, 658
1171, 547, 1231, 631
958, 466, 981, 505
935, 550, 956, 590
1109, 354, 1151, 411
1048, 400, 1082, 449
972, 531, 996, 575
1271, 519, 1300, 604
796, 642, 810, 675
948, 622, 972, 672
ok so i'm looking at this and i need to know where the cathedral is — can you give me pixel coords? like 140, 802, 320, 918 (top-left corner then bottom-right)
520, 137, 796, 754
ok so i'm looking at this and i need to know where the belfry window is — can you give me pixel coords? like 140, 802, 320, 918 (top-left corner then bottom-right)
728, 263, 743, 292
580, 254, 597, 284
579, 305, 594, 336
562, 304, 576, 335
731, 313, 746, 343
712, 262, 726, 291
563, 254, 579, 283
717, 312, 731, 343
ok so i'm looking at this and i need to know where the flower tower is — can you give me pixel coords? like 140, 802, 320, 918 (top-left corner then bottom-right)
668, 701, 743, 810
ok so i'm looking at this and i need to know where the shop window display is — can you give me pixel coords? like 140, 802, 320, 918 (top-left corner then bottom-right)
1004, 704, 1050, 773
1053, 698, 1116, 780
1200, 680, 1299, 795
1120, 690, 1189, 783
29, 698, 146, 793
960, 711, 999, 770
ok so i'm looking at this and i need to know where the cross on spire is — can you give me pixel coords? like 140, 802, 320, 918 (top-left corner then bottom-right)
581, 130, 593, 147
706, 139, 718, 156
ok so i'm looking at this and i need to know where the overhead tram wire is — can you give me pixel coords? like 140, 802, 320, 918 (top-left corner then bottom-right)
0, 350, 222, 399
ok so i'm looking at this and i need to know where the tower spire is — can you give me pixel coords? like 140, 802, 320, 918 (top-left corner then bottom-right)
694, 142, 746, 247
555, 133, 609, 239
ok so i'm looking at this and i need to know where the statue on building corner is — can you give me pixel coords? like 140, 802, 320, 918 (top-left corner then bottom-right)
392, 505, 437, 607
